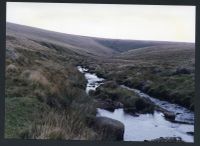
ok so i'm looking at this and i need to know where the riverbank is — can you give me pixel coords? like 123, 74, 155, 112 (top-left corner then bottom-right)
86, 61, 194, 111
5, 35, 99, 139
77, 66, 194, 142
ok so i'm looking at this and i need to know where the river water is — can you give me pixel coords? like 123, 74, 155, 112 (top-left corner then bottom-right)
77, 66, 194, 142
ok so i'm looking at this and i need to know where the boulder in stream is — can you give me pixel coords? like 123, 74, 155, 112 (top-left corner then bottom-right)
186, 132, 194, 136
156, 107, 176, 121
163, 111, 176, 121
87, 116, 124, 141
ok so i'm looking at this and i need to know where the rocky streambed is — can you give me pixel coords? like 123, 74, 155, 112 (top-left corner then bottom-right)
77, 66, 194, 142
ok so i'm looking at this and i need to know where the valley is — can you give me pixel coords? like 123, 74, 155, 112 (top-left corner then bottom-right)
5, 22, 195, 142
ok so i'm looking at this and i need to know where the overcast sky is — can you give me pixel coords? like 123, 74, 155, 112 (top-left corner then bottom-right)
7, 2, 195, 42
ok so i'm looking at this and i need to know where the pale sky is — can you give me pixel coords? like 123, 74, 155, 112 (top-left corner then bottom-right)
7, 2, 196, 42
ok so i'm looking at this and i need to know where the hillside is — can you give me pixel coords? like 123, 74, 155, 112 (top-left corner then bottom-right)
7, 22, 193, 57
6, 22, 115, 56
6, 23, 101, 139
5, 22, 195, 140
95, 38, 193, 53
116, 43, 195, 65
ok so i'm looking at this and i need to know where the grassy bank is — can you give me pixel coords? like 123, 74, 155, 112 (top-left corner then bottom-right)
89, 64, 194, 111
86, 45, 195, 111
5, 34, 98, 139
91, 81, 154, 114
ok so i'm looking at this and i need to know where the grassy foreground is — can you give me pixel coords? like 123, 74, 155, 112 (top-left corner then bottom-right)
5, 34, 98, 139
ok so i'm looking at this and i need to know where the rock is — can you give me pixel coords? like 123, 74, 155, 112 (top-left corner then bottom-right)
87, 116, 124, 141
155, 107, 176, 121
163, 111, 176, 121
186, 132, 194, 136
135, 98, 154, 113
145, 137, 183, 142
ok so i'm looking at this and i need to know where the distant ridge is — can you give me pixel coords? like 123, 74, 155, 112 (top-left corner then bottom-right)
6, 22, 194, 56
6, 22, 115, 56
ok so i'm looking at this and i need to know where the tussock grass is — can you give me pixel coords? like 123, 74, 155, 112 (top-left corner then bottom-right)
5, 34, 97, 140
21, 70, 50, 87
21, 109, 97, 140
6, 64, 18, 72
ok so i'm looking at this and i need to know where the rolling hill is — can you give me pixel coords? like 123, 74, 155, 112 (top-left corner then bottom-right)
6, 22, 194, 58
6, 22, 115, 56
94, 38, 193, 53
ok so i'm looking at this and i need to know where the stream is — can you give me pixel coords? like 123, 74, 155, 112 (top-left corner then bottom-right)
77, 66, 194, 142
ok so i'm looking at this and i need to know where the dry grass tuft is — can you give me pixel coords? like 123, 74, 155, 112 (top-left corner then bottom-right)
21, 109, 98, 140
21, 70, 50, 87
6, 64, 18, 72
